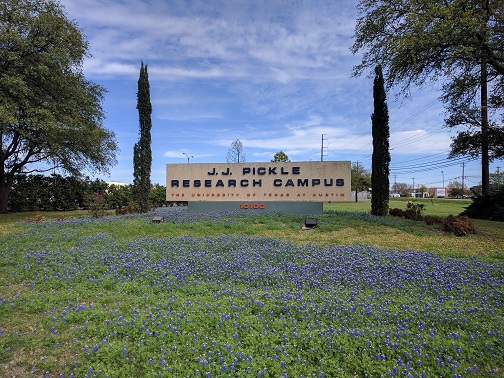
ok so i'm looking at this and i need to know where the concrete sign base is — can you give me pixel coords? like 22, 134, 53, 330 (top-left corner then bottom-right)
188, 201, 323, 215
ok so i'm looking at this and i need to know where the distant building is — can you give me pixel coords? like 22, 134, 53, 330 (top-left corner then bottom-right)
351, 190, 370, 202
410, 191, 430, 198
106, 181, 129, 187
428, 187, 446, 198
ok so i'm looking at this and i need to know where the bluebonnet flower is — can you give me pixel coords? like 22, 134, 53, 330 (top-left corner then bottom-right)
5, 210, 503, 377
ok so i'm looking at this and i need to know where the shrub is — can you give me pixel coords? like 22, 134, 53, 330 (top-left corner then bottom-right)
406, 201, 426, 218
127, 200, 144, 214
461, 190, 504, 221
390, 204, 444, 226
84, 192, 108, 218
115, 207, 131, 215
404, 208, 422, 220
389, 208, 404, 217
443, 215, 475, 236
423, 215, 443, 225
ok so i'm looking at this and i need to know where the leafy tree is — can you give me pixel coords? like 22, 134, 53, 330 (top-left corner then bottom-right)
447, 180, 469, 198
86, 178, 109, 197
418, 184, 428, 194
352, 0, 504, 195
490, 170, 503, 192
149, 184, 167, 208
351, 162, 371, 202
271, 151, 290, 162
0, 0, 117, 213
106, 184, 132, 209
392, 182, 410, 197
371, 66, 390, 216
226, 139, 245, 163
132, 62, 152, 212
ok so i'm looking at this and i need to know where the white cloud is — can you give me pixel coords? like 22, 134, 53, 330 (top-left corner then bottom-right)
58, 0, 488, 187
64, 0, 359, 81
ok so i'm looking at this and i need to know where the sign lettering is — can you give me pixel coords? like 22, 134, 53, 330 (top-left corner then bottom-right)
166, 162, 351, 202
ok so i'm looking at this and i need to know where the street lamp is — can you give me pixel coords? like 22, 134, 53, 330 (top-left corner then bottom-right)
183, 152, 193, 163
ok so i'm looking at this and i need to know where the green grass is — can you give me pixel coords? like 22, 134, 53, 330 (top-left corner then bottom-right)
0, 204, 503, 377
1, 200, 502, 256
0, 210, 90, 236
325, 197, 473, 217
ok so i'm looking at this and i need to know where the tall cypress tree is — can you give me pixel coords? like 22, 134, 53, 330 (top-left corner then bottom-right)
133, 61, 152, 212
371, 65, 390, 216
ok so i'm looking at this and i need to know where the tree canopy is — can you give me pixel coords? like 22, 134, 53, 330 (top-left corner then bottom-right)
392, 182, 410, 197
352, 0, 504, 194
226, 139, 245, 163
0, 0, 117, 212
271, 151, 290, 162
351, 162, 371, 202
352, 0, 504, 91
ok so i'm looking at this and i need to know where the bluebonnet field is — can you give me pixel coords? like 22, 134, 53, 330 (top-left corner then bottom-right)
0, 209, 503, 377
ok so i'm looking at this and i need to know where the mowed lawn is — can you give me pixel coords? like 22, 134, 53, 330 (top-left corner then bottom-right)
0, 201, 502, 377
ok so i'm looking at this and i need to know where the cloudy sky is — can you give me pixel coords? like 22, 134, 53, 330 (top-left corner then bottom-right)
59, 0, 500, 190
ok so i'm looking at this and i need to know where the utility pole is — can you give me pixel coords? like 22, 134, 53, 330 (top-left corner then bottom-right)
462, 162, 465, 194
442, 171, 444, 189
321, 134, 328, 161
355, 161, 360, 203
412, 178, 415, 194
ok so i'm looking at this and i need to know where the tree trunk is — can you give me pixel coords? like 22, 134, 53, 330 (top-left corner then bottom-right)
0, 180, 12, 214
480, 0, 490, 195
481, 59, 490, 195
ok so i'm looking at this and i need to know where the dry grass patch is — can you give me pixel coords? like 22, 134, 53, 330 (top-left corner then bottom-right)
252, 224, 502, 256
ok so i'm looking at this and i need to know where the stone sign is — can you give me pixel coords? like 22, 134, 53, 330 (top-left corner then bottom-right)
166, 161, 351, 202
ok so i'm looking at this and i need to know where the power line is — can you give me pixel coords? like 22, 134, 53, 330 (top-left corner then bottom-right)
389, 99, 440, 133
391, 156, 469, 171
391, 127, 446, 149
390, 151, 448, 165
390, 158, 475, 175
351, 120, 445, 155
332, 90, 438, 152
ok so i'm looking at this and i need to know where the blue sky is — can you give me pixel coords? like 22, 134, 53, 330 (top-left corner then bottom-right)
60, 0, 501, 190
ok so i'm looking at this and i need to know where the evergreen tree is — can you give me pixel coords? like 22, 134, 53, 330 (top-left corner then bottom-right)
371, 66, 390, 216
271, 151, 290, 162
132, 62, 152, 212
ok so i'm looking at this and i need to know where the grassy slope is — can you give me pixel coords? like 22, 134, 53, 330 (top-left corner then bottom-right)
0, 201, 503, 377
322, 198, 504, 256
325, 197, 473, 217
1, 199, 502, 257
